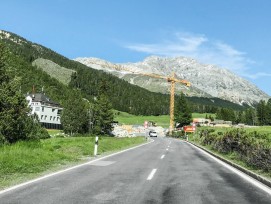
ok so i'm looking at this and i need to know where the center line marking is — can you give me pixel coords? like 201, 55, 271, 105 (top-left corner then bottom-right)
161, 155, 165, 159
147, 169, 157, 180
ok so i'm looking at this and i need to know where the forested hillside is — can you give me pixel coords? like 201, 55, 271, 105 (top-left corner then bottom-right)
0, 43, 50, 144
0, 30, 245, 115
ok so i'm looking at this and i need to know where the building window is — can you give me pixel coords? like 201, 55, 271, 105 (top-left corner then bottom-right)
35, 107, 40, 111
53, 117, 56, 121
52, 109, 55, 112
42, 107, 44, 112
45, 115, 47, 120
50, 116, 52, 121
41, 115, 44, 120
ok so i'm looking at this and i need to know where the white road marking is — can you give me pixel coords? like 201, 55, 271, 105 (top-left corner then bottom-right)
147, 169, 157, 180
186, 142, 271, 195
166, 148, 169, 151
161, 155, 165, 159
167, 145, 170, 148
0, 139, 155, 195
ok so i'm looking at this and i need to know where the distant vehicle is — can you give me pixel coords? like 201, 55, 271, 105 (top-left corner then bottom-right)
149, 131, 158, 137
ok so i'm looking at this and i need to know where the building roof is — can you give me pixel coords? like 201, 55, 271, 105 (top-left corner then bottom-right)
27, 93, 61, 107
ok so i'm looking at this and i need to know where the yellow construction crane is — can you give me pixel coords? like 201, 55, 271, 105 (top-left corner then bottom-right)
166, 73, 190, 135
94, 62, 191, 135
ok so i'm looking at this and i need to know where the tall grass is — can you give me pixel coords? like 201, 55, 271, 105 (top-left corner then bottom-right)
46, 129, 63, 136
0, 136, 145, 189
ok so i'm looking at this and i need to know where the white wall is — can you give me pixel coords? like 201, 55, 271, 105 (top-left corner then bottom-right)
27, 96, 62, 125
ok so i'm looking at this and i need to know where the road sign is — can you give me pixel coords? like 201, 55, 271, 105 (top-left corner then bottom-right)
184, 126, 195, 133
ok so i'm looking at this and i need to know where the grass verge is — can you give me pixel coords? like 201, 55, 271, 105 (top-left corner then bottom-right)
0, 136, 146, 190
188, 129, 271, 180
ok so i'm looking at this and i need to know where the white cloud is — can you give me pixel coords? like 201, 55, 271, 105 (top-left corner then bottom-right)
243, 72, 271, 79
124, 32, 271, 79
126, 32, 207, 56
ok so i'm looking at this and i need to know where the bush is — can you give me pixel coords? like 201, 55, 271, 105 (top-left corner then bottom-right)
171, 130, 185, 138
198, 128, 271, 172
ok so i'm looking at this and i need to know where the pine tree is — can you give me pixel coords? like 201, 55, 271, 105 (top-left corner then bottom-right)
216, 108, 236, 122
61, 91, 89, 135
92, 81, 114, 135
257, 100, 267, 125
174, 93, 192, 128
244, 108, 257, 125
265, 99, 271, 125
235, 111, 244, 124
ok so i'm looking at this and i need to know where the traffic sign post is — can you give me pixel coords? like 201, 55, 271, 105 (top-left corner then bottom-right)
184, 125, 197, 141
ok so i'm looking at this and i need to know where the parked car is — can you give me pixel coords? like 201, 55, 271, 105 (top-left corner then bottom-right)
149, 131, 158, 137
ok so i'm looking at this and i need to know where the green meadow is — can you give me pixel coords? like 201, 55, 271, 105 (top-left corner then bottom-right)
0, 136, 146, 190
115, 111, 215, 127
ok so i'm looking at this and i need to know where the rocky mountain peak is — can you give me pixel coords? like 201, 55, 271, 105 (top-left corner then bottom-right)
74, 56, 270, 106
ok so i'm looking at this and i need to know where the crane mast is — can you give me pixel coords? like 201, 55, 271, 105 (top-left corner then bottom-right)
168, 73, 176, 136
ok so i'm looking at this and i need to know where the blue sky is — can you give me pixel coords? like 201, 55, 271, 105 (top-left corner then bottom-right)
1, 0, 271, 95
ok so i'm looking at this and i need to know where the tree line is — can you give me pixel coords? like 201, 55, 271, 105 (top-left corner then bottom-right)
215, 99, 271, 126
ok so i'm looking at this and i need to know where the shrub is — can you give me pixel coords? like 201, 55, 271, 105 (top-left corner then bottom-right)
199, 128, 271, 172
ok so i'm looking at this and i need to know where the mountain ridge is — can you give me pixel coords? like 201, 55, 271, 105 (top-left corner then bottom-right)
75, 56, 270, 106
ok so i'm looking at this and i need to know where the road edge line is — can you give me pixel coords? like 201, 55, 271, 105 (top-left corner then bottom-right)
0, 138, 154, 195
185, 141, 271, 195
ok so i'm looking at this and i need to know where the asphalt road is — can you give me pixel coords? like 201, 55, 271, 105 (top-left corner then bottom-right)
1, 137, 271, 204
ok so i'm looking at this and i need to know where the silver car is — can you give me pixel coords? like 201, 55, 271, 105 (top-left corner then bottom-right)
149, 131, 158, 137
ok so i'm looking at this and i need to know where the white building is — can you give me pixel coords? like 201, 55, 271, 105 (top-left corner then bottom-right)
193, 118, 211, 126
26, 93, 63, 129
